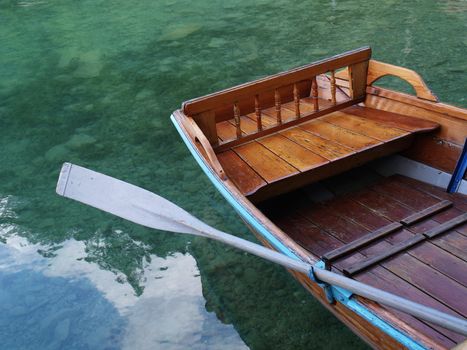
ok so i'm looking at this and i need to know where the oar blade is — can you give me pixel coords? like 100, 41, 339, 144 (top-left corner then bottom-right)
56, 163, 217, 237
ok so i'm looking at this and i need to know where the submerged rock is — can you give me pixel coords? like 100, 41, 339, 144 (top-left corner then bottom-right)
45, 144, 69, 162
208, 37, 227, 48
65, 134, 96, 150
73, 50, 104, 78
310, 48, 329, 56
159, 24, 202, 41
135, 89, 155, 101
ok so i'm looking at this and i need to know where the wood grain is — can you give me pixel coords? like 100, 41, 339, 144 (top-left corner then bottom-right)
218, 150, 266, 195
366, 86, 467, 121
263, 104, 295, 123
348, 60, 369, 99
234, 141, 299, 182
193, 110, 218, 145
325, 196, 467, 339
352, 185, 467, 287
402, 135, 464, 176
270, 196, 464, 345
249, 136, 414, 202
214, 98, 363, 153
284, 97, 333, 114
281, 127, 354, 160
212, 80, 311, 123
336, 59, 438, 102
230, 115, 260, 135
299, 119, 380, 150
258, 134, 329, 171
367, 60, 438, 102
324, 111, 409, 141
343, 105, 439, 133
217, 120, 243, 142
364, 94, 466, 145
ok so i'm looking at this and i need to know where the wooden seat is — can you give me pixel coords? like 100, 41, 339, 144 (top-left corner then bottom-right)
217, 103, 439, 200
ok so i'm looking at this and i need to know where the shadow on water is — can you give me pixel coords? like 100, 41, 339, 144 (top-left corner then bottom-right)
0, 0, 465, 348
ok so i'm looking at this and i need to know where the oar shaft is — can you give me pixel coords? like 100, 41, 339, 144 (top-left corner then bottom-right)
209, 230, 467, 336
208, 229, 311, 274
314, 268, 467, 336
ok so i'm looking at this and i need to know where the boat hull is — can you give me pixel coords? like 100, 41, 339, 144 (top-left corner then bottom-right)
170, 49, 467, 349
171, 112, 442, 350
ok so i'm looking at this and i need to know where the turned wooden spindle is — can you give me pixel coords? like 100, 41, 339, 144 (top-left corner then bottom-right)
311, 76, 319, 111
255, 95, 262, 131
330, 70, 337, 105
293, 83, 300, 118
233, 102, 241, 139
275, 89, 282, 124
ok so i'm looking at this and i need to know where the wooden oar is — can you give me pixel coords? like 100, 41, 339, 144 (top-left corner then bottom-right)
56, 162, 467, 336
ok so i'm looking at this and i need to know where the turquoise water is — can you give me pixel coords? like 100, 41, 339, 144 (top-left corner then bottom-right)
0, 0, 466, 348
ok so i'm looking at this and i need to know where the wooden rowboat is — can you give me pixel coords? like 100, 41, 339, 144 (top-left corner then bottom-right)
171, 47, 467, 349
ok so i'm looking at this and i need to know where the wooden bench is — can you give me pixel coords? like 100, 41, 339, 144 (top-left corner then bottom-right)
217, 105, 438, 201
179, 47, 440, 201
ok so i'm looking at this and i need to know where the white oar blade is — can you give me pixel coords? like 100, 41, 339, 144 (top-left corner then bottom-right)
56, 163, 217, 237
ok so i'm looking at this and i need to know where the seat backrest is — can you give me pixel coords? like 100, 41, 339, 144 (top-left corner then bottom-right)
181, 47, 372, 146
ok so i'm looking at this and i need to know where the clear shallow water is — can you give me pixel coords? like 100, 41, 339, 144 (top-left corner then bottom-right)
0, 0, 465, 349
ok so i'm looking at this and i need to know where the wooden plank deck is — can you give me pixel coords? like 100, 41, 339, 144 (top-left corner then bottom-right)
216, 99, 438, 198
259, 174, 467, 348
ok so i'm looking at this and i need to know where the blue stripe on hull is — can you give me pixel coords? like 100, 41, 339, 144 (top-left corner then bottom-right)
171, 114, 426, 350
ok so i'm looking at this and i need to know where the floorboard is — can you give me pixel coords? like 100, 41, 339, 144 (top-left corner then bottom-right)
259, 174, 467, 345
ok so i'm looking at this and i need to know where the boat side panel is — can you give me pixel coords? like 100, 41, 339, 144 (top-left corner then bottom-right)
364, 90, 467, 178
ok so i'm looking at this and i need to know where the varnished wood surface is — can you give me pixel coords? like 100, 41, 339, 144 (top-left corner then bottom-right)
257, 134, 328, 172
366, 86, 467, 121
234, 141, 299, 182
324, 112, 409, 141
402, 135, 465, 178
281, 127, 353, 160
363, 89, 467, 176
364, 93, 466, 145
299, 119, 380, 150
217, 120, 243, 141
348, 60, 369, 99
172, 110, 315, 264
215, 99, 439, 199
332, 56, 466, 175
182, 48, 374, 148
217, 150, 266, 195
344, 105, 440, 134
260, 173, 467, 347
214, 98, 361, 153
335, 59, 438, 102
254, 235, 434, 350
366, 60, 438, 102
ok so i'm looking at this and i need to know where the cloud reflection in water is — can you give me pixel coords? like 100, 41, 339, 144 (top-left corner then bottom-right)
0, 230, 247, 349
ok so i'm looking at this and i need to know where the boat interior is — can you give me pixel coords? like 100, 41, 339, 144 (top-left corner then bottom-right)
173, 47, 467, 347
259, 163, 467, 347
